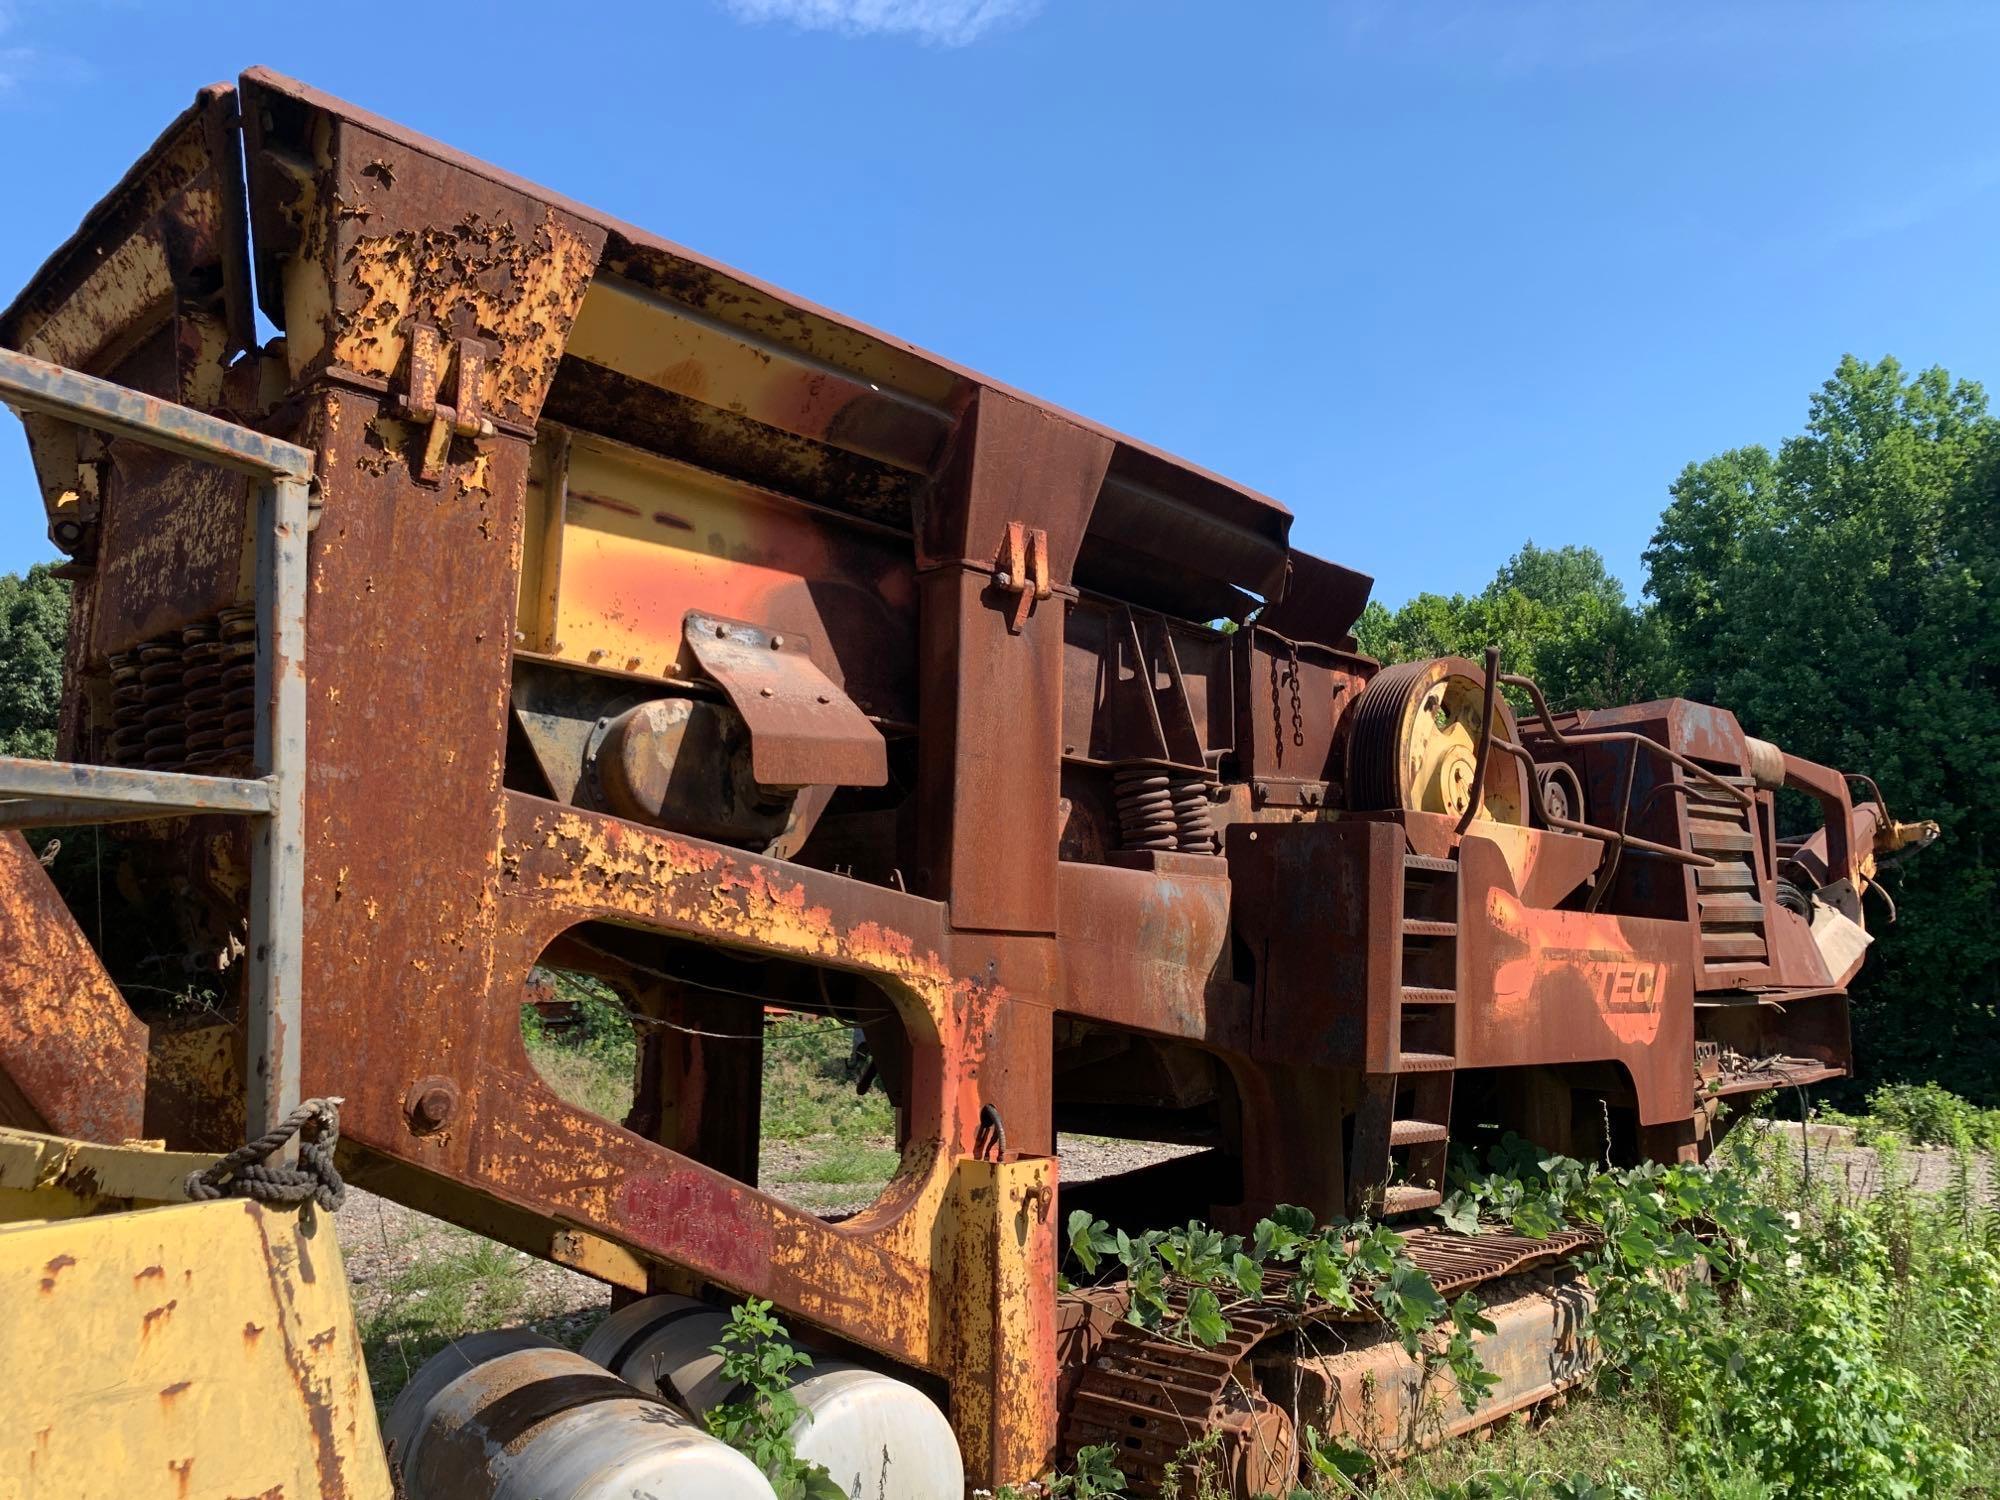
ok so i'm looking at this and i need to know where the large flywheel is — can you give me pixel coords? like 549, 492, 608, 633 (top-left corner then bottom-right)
1346, 656, 1529, 824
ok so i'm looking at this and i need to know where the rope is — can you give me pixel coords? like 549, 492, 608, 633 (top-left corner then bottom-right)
184, 1097, 347, 1211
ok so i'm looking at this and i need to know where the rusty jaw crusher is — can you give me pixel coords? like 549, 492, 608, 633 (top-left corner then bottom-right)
0, 72, 1935, 1499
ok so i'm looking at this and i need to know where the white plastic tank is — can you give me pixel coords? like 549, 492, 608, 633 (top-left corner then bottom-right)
385, 1328, 776, 1500
583, 1295, 966, 1500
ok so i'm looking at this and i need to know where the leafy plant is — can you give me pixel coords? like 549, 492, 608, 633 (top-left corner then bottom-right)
703, 1299, 843, 1500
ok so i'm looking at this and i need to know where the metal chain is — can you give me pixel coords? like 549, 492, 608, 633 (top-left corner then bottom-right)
1287, 641, 1305, 748
1269, 649, 1285, 767
184, 1097, 347, 1212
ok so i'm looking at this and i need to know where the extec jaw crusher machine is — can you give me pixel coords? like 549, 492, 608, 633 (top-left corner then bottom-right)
0, 72, 1932, 1499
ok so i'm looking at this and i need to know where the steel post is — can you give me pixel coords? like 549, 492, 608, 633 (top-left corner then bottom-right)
246, 475, 309, 1150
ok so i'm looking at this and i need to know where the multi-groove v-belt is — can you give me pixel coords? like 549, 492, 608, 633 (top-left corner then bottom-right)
1061, 1226, 1597, 1492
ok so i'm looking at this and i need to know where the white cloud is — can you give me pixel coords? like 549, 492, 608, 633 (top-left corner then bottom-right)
0, 3, 36, 100
722, 0, 1043, 47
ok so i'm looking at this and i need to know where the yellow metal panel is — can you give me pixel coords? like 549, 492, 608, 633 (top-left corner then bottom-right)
0, 1197, 392, 1500
0, 1126, 213, 1216
934, 1155, 1059, 1487
550, 436, 828, 677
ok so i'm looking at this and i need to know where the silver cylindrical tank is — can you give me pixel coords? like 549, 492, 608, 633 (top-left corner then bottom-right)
582, 1295, 965, 1500
385, 1328, 776, 1500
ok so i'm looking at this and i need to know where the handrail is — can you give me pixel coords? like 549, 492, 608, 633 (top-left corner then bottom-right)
1500, 672, 1754, 811
0, 344, 311, 1154
1453, 646, 1502, 841
1487, 736, 1714, 871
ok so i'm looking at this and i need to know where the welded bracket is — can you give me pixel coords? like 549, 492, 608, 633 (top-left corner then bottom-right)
683, 611, 887, 789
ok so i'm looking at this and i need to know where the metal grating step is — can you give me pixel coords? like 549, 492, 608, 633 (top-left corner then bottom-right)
1400, 985, 1457, 1006
1380, 1184, 1443, 1215
1389, 1119, 1449, 1147
1403, 854, 1459, 873
1394, 1051, 1457, 1073
1697, 891, 1764, 919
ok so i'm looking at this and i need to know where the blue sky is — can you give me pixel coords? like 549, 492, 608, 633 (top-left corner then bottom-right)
1, 1, 1996, 607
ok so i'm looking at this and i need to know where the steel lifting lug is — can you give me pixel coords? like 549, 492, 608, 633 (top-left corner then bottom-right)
991, 519, 1052, 633
395, 321, 497, 484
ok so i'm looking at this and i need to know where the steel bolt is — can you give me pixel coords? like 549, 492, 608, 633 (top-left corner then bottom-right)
759, 686, 775, 698
769, 634, 785, 650
405, 1076, 460, 1135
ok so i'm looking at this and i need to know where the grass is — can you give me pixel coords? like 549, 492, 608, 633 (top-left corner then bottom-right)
525, 1040, 636, 1122
792, 1140, 901, 1184
758, 1014, 896, 1143
520, 977, 896, 1147
358, 1230, 532, 1410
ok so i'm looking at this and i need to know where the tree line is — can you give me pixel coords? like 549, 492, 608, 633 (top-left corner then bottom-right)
1, 356, 1993, 1097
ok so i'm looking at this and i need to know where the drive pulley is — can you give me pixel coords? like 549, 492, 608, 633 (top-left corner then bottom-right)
1346, 656, 1528, 825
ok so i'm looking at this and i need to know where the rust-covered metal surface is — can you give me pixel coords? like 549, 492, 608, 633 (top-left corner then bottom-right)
0, 70, 1918, 1491
0, 834, 147, 1142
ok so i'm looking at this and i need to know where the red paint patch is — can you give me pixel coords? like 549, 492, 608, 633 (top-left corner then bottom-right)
622, 1171, 773, 1287
39, 1253, 76, 1293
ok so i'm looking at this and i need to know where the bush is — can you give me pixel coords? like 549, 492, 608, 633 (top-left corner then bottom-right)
1859, 1082, 2000, 1155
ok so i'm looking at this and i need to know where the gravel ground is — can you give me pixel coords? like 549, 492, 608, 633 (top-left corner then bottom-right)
1756, 1118, 1995, 1200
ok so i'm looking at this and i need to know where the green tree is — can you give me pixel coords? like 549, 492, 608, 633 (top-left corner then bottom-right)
1355, 542, 1679, 711
1643, 356, 2000, 1099
0, 563, 68, 758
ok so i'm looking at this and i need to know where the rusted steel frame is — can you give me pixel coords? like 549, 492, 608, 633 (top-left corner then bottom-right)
1489, 737, 1713, 869
1584, 737, 1644, 914
1502, 671, 1752, 811
1453, 645, 1502, 839
1123, 608, 1173, 760
1781, 752, 1857, 886
0, 350, 310, 1152
0, 346, 313, 480
0, 760, 273, 822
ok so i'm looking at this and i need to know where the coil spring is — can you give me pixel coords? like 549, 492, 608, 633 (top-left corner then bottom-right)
137, 636, 188, 767
105, 650, 145, 766
99, 607, 256, 773
1114, 765, 1217, 855
180, 621, 227, 768
219, 606, 258, 762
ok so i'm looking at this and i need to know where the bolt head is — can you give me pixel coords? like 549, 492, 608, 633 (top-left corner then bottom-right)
769, 634, 785, 650
405, 1076, 459, 1135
